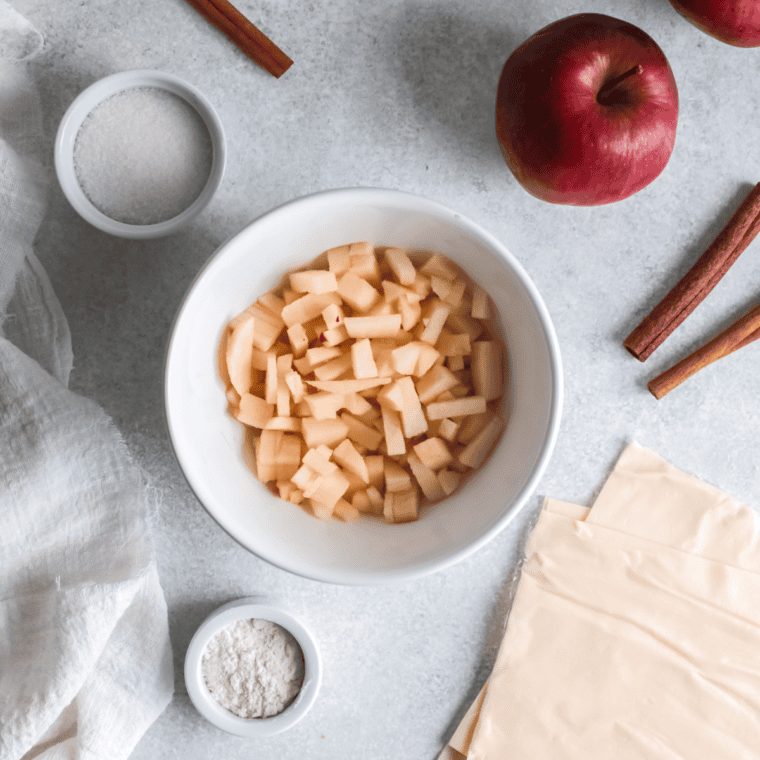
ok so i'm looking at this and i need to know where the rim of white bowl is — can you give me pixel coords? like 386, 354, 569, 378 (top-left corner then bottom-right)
164, 187, 563, 585
54, 69, 226, 240
184, 598, 322, 737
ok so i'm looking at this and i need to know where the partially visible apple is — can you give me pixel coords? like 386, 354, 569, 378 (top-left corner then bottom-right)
495, 14, 679, 206
668, 0, 760, 46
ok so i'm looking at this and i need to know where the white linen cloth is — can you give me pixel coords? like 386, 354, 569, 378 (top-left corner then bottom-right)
0, 3, 174, 759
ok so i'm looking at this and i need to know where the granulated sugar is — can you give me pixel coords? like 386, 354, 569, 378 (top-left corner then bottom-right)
202, 618, 304, 719
73, 86, 213, 225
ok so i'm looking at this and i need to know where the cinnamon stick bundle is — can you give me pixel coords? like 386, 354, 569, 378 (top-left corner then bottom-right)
625, 183, 760, 361
183, 0, 293, 78
648, 304, 760, 399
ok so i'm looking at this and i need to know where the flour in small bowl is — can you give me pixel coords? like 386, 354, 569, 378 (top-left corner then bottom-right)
202, 618, 304, 719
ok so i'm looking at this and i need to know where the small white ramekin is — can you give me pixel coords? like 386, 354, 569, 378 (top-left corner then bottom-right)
54, 69, 226, 239
184, 597, 322, 737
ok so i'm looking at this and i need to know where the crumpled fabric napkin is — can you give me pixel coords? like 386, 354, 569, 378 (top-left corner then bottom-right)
0, 4, 174, 759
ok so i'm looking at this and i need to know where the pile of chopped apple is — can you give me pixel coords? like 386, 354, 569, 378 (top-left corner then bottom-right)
221, 242, 504, 524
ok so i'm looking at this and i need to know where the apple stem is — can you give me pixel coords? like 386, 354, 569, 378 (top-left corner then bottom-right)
597, 64, 643, 105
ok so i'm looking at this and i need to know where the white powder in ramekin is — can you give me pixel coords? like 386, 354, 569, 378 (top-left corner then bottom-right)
202, 618, 304, 719
73, 86, 212, 225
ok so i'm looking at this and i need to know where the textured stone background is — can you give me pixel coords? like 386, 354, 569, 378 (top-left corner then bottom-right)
16, 0, 760, 757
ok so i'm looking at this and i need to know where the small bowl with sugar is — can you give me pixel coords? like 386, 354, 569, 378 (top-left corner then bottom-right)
55, 69, 226, 239
184, 597, 322, 737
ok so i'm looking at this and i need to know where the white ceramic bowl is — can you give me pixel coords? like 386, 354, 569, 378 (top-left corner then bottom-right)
185, 598, 321, 737
165, 188, 562, 584
54, 69, 226, 239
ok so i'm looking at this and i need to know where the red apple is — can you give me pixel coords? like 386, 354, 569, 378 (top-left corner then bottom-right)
668, 0, 760, 46
495, 14, 679, 206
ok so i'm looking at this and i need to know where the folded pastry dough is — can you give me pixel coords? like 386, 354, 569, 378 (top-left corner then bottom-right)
442, 443, 760, 760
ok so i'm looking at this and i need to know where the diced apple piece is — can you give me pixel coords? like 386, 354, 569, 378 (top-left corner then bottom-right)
458, 415, 504, 469
226, 315, 256, 395
284, 370, 306, 403
264, 416, 301, 432
437, 332, 471, 357
258, 292, 285, 318
410, 271, 431, 298
381, 280, 422, 303
366, 299, 394, 317
301, 418, 349, 448
276, 433, 302, 480
290, 269, 338, 294
447, 354, 465, 371
471, 341, 503, 401
416, 364, 459, 405
366, 485, 384, 513
392, 487, 419, 523
250, 317, 284, 353
407, 452, 446, 502
326, 244, 351, 275
344, 314, 402, 339
426, 395, 486, 420
437, 417, 462, 443
455, 411, 490, 444
291, 463, 318, 491
235, 393, 274, 428
366, 455, 384, 487
351, 490, 371, 513
399, 296, 422, 332
333, 498, 360, 523
384, 458, 413, 492
471, 284, 490, 319
348, 246, 380, 284
288, 489, 305, 505
420, 253, 458, 282
286, 323, 308, 357
306, 346, 343, 367
340, 468, 366, 496
384, 247, 416, 285
282, 289, 299, 305
321, 323, 350, 346
312, 352, 352, 381
343, 393, 374, 416
303, 446, 338, 476
276, 480, 294, 500
413, 437, 452, 471
340, 412, 383, 451
390, 341, 420, 375
256, 430, 282, 482
265, 352, 278, 404
446, 312, 484, 342
322, 303, 347, 328
226, 386, 241, 409
377, 380, 406, 412
381, 406, 406, 456
308, 470, 351, 508
333, 439, 370, 483
415, 342, 441, 377
373, 347, 395, 377
438, 468, 461, 496
337, 272, 380, 313
310, 500, 334, 521
383, 491, 395, 524
396, 377, 428, 438
281, 292, 341, 328
308, 377, 391, 394
351, 338, 378, 379
304, 391, 344, 420
419, 299, 451, 345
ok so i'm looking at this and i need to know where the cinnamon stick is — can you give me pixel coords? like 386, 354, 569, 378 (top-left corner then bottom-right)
648, 304, 760, 399
183, 0, 293, 78
624, 183, 760, 361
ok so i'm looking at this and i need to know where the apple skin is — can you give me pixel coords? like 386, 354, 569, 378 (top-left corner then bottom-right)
668, 0, 760, 46
495, 14, 679, 206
